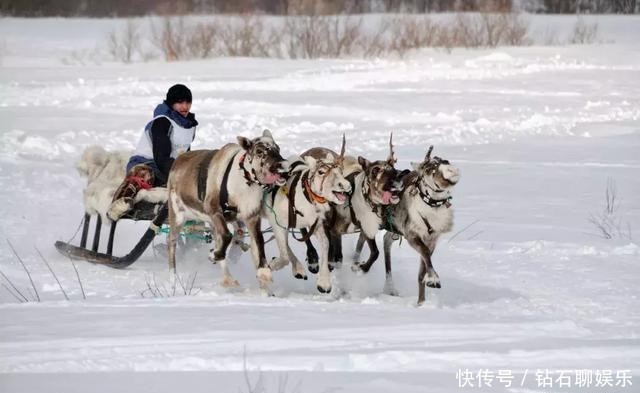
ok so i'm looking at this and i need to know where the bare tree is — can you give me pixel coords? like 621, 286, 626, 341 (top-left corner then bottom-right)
107, 19, 141, 63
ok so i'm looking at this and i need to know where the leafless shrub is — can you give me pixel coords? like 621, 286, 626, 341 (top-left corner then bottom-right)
325, 15, 363, 57
570, 16, 599, 44
542, 27, 561, 45
184, 21, 219, 59
588, 178, 632, 240
140, 271, 200, 298
240, 346, 303, 393
501, 13, 531, 46
105, 13, 534, 62
218, 14, 270, 57
36, 247, 69, 301
71, 261, 87, 300
389, 15, 443, 57
151, 16, 188, 61
283, 14, 327, 58
357, 18, 391, 58
107, 19, 141, 63
0, 267, 29, 303
7, 239, 40, 302
451, 13, 486, 47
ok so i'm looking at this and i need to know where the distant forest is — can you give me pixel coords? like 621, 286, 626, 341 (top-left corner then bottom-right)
1, 0, 638, 16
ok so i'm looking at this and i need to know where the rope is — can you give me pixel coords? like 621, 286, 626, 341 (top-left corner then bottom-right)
261, 188, 305, 237
262, 189, 290, 231
66, 214, 86, 244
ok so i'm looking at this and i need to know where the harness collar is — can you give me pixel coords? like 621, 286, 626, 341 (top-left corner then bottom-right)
303, 178, 327, 204
417, 183, 452, 208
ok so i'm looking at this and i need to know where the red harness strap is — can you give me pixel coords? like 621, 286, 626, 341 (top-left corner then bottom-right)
125, 175, 153, 190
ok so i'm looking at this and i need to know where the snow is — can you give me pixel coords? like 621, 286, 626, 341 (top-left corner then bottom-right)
1, 15, 639, 393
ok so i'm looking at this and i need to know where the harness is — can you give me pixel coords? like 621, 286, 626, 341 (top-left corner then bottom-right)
238, 153, 256, 186
196, 150, 217, 201
218, 152, 239, 219
287, 171, 319, 242
417, 186, 452, 208
409, 158, 454, 234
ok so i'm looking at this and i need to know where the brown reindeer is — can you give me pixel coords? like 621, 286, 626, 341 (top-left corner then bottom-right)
263, 136, 352, 294
356, 146, 460, 305
301, 135, 403, 291
167, 130, 288, 293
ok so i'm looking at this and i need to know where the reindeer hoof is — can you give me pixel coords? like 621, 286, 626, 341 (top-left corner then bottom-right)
416, 299, 425, 307
307, 262, 319, 274
220, 277, 240, 288
269, 257, 288, 271
384, 287, 399, 297
328, 261, 342, 272
294, 273, 308, 280
317, 285, 332, 294
209, 248, 225, 261
424, 272, 441, 289
351, 262, 370, 274
425, 281, 441, 289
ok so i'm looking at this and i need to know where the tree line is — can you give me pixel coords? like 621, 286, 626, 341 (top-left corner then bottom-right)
1, 0, 637, 17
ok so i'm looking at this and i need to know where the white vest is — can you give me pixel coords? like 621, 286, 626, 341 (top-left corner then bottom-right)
134, 115, 196, 160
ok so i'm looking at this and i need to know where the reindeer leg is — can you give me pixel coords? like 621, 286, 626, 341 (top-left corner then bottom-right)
209, 212, 233, 262
210, 212, 238, 288
353, 232, 366, 261
301, 228, 319, 274
382, 231, 399, 296
168, 193, 184, 279
269, 223, 291, 272
417, 255, 428, 306
245, 216, 273, 293
328, 231, 342, 271
352, 237, 379, 274
315, 224, 332, 294
406, 234, 440, 306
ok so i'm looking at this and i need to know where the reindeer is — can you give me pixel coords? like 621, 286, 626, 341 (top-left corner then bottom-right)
167, 130, 288, 293
301, 135, 403, 295
263, 136, 352, 294
355, 146, 460, 305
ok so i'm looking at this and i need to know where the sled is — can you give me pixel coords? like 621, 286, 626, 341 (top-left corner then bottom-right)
55, 201, 170, 269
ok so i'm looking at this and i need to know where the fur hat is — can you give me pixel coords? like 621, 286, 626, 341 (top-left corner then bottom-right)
165, 84, 192, 106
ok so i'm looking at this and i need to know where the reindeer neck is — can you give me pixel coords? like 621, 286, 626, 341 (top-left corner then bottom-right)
351, 172, 383, 237
237, 152, 258, 186
414, 180, 452, 208
302, 173, 327, 204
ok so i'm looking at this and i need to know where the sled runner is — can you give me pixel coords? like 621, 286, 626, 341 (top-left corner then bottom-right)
54, 201, 170, 269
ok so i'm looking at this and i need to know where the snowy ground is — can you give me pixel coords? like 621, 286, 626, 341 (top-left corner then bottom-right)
1, 15, 639, 393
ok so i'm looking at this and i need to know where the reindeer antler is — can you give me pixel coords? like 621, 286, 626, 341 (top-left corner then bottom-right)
388, 133, 397, 165
425, 145, 434, 161
337, 133, 346, 165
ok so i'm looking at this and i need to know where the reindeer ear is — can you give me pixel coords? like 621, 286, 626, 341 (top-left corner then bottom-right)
262, 129, 273, 139
411, 161, 420, 170
358, 156, 370, 170
303, 155, 317, 170
237, 136, 252, 151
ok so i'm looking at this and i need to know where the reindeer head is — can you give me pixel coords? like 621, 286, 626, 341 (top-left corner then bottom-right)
237, 129, 288, 187
302, 136, 351, 205
357, 134, 403, 205
411, 145, 460, 197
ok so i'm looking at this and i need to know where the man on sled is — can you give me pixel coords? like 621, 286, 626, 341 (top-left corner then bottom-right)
108, 84, 198, 220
